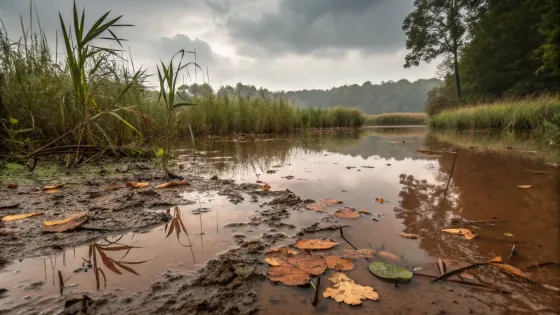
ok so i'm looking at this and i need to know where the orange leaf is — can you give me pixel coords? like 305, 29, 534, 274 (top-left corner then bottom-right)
126, 182, 150, 188
399, 232, 418, 239
320, 199, 343, 205
43, 220, 84, 233
489, 256, 533, 283
334, 207, 360, 219
516, 185, 533, 189
295, 239, 337, 250
442, 228, 478, 240
44, 211, 88, 226
343, 249, 377, 259
2, 211, 42, 222
262, 184, 271, 191
154, 180, 190, 189
7, 183, 18, 189
378, 251, 401, 261
42, 184, 63, 190
306, 203, 327, 211
325, 256, 354, 270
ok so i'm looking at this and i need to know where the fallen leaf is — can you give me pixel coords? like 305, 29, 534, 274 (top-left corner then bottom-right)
267, 247, 300, 255
295, 239, 337, 250
7, 183, 18, 189
489, 256, 533, 283
516, 185, 533, 189
262, 184, 271, 191
375, 198, 387, 204
44, 211, 88, 226
2, 211, 42, 222
343, 249, 377, 259
105, 186, 123, 191
154, 180, 190, 189
334, 207, 360, 219
320, 199, 342, 205
442, 228, 478, 240
126, 182, 149, 188
459, 272, 475, 280
368, 261, 413, 283
358, 209, 371, 214
378, 251, 401, 261
45, 189, 61, 194
323, 273, 379, 305
325, 256, 354, 270
43, 220, 84, 233
306, 203, 327, 211
399, 232, 418, 239
266, 252, 327, 285
264, 247, 300, 266
504, 232, 514, 237
42, 184, 63, 190
437, 258, 446, 275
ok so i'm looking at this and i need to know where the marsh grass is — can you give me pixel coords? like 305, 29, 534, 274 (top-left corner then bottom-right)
366, 112, 428, 126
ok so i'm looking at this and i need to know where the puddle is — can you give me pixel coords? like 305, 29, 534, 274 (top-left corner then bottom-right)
1, 127, 559, 314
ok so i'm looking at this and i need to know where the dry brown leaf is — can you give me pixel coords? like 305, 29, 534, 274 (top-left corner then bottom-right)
343, 249, 377, 259
378, 251, 401, 261
43, 220, 84, 233
323, 272, 379, 305
42, 184, 63, 190
267, 247, 300, 255
155, 181, 190, 189
266, 252, 327, 285
45, 189, 62, 194
325, 256, 354, 271
489, 256, 533, 283
126, 182, 149, 188
262, 184, 271, 191
516, 185, 533, 189
442, 228, 478, 240
295, 239, 337, 250
264, 248, 299, 266
2, 211, 42, 222
306, 203, 327, 211
334, 207, 360, 219
399, 232, 418, 239
7, 183, 18, 189
320, 199, 343, 205
44, 211, 88, 226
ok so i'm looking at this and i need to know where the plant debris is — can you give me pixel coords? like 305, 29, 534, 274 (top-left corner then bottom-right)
399, 232, 418, 239
516, 185, 533, 189
368, 261, 413, 283
378, 251, 401, 261
442, 228, 478, 240
7, 183, 18, 189
43, 220, 85, 233
320, 199, 343, 205
44, 211, 88, 226
325, 256, 354, 270
489, 256, 533, 283
155, 180, 190, 189
437, 258, 447, 275
295, 239, 337, 250
42, 184, 64, 190
323, 272, 379, 305
334, 207, 360, 219
306, 203, 327, 211
266, 252, 327, 285
343, 249, 377, 259
126, 182, 149, 188
374, 197, 387, 204
2, 211, 43, 222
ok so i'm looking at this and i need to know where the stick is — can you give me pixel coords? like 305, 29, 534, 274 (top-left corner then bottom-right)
444, 152, 458, 196
524, 262, 560, 270
339, 227, 358, 250
507, 243, 519, 260
58, 270, 64, 296
413, 272, 510, 294
431, 261, 506, 282
311, 275, 321, 306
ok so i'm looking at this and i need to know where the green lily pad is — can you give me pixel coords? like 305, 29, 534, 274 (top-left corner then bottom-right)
368, 262, 413, 283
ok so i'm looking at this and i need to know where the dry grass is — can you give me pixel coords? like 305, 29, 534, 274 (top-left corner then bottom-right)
365, 112, 428, 126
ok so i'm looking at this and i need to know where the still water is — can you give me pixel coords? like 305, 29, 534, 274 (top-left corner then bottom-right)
1, 127, 558, 314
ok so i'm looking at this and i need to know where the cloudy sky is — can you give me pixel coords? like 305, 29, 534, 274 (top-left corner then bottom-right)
0, 0, 438, 91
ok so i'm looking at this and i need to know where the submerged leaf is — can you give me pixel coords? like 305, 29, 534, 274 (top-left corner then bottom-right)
267, 264, 310, 285
42, 184, 64, 190
266, 252, 327, 285
399, 232, 418, 239
320, 199, 343, 205
264, 248, 299, 266
343, 249, 377, 259
334, 207, 360, 219
325, 256, 354, 271
154, 180, 190, 189
489, 256, 533, 283
306, 203, 327, 211
442, 228, 478, 240
2, 212, 42, 222
368, 261, 413, 283
295, 239, 337, 250
323, 272, 379, 305
378, 251, 401, 261
44, 211, 88, 226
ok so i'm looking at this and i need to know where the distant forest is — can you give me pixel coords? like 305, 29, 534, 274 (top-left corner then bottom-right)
185, 79, 442, 115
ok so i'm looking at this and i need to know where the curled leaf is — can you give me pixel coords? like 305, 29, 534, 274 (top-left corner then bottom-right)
2, 212, 42, 222
334, 207, 360, 219
43, 220, 84, 233
399, 232, 418, 239
323, 273, 379, 305
516, 185, 533, 189
126, 182, 149, 188
325, 256, 354, 271
442, 228, 478, 240
155, 180, 190, 189
489, 256, 533, 283
295, 239, 337, 250
42, 184, 63, 190
44, 211, 88, 226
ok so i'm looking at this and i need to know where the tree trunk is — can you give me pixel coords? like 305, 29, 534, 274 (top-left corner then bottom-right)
453, 50, 462, 100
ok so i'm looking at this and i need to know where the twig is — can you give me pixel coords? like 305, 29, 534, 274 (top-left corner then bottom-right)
431, 261, 506, 282
58, 270, 64, 296
311, 275, 321, 306
524, 262, 560, 270
444, 151, 458, 196
413, 272, 510, 294
507, 243, 519, 260
339, 227, 357, 250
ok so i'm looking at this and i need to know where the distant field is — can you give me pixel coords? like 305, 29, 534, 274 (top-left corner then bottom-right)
365, 112, 429, 126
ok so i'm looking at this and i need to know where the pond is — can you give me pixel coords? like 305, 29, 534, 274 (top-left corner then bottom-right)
0, 127, 558, 314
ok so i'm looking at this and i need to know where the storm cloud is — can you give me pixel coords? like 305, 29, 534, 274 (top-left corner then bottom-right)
0, 0, 438, 91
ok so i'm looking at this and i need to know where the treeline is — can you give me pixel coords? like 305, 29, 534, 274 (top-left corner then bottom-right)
203, 79, 442, 115
403, 0, 560, 115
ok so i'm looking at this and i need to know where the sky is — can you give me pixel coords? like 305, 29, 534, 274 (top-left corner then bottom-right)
0, 0, 439, 91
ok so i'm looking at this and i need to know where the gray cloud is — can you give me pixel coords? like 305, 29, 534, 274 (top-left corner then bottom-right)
215, 0, 415, 57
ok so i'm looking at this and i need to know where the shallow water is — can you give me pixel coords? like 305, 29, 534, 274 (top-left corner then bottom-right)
1, 127, 559, 314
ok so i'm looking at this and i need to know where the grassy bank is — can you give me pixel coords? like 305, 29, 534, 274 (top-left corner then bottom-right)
365, 113, 428, 126
0, 4, 365, 155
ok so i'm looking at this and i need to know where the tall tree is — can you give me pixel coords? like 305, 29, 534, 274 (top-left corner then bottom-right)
403, 0, 467, 100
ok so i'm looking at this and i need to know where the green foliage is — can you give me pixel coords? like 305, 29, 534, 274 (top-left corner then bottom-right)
537, 0, 560, 78
430, 96, 560, 132
366, 113, 428, 126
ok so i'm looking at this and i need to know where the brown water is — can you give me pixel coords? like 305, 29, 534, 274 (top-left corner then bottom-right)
1, 127, 559, 314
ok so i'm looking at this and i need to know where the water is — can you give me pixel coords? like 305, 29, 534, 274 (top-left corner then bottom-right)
1, 127, 559, 314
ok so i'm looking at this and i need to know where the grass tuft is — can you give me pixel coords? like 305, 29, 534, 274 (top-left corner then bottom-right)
365, 113, 428, 126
